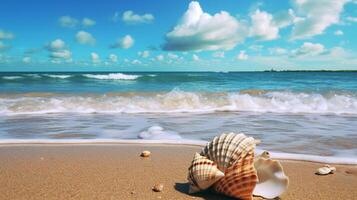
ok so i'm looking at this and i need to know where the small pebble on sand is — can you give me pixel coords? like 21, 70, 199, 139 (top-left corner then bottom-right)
140, 150, 151, 157
152, 183, 164, 192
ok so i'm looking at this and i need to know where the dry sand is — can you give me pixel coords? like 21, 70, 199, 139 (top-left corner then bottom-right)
0, 144, 356, 200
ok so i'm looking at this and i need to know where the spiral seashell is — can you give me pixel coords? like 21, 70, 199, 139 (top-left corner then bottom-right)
213, 150, 257, 200
187, 153, 225, 194
253, 154, 289, 199
200, 133, 258, 200
201, 132, 256, 172
188, 133, 289, 199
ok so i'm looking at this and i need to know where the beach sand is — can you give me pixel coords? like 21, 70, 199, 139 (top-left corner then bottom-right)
0, 144, 356, 200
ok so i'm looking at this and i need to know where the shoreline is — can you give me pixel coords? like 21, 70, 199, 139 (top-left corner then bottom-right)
0, 141, 356, 165
0, 143, 356, 200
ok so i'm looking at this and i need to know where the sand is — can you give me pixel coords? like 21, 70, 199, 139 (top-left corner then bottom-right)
0, 144, 356, 200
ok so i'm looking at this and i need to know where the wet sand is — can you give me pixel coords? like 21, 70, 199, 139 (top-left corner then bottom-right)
0, 144, 356, 200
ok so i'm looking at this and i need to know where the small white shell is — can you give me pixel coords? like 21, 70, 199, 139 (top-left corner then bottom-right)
253, 157, 289, 199
316, 166, 333, 175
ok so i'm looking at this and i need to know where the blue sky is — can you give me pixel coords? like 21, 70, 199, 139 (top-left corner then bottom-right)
0, 0, 357, 71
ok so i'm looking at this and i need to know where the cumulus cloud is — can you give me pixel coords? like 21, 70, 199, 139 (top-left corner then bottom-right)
156, 54, 164, 61
82, 18, 96, 27
50, 50, 71, 60
122, 10, 154, 24
47, 39, 66, 51
192, 54, 199, 61
212, 51, 225, 58
334, 30, 344, 35
132, 59, 142, 64
46, 39, 72, 61
291, 0, 349, 39
108, 54, 118, 62
110, 35, 134, 49
237, 51, 248, 60
250, 10, 279, 40
0, 30, 15, 40
162, 1, 247, 51
91, 52, 100, 63
75, 31, 96, 45
292, 42, 325, 57
168, 53, 180, 59
22, 57, 31, 63
59, 16, 96, 28
138, 50, 150, 58
59, 16, 79, 28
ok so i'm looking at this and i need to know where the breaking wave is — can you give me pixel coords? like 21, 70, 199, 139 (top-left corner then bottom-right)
44, 74, 72, 79
82, 73, 141, 80
1, 90, 357, 115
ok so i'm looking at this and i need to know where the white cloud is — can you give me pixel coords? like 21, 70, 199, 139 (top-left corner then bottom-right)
110, 35, 134, 49
82, 18, 96, 27
237, 51, 248, 60
292, 42, 325, 57
163, 1, 247, 51
192, 54, 199, 61
0, 30, 15, 40
138, 50, 150, 58
50, 50, 72, 60
48, 39, 66, 51
269, 47, 288, 55
291, 0, 349, 39
249, 45, 264, 52
46, 39, 72, 62
59, 16, 96, 28
132, 59, 142, 64
75, 31, 96, 45
156, 54, 164, 61
212, 51, 225, 58
334, 30, 344, 35
273, 9, 297, 28
109, 54, 118, 62
91, 52, 100, 63
59, 16, 79, 28
346, 16, 357, 22
122, 10, 154, 24
168, 53, 179, 59
250, 9, 279, 40
22, 57, 31, 63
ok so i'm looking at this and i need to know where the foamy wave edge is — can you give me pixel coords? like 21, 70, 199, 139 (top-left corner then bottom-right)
83, 73, 141, 80
0, 139, 356, 164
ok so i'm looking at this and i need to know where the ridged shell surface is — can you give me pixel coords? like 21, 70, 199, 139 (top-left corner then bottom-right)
201, 133, 256, 172
187, 153, 225, 193
213, 150, 257, 200
200, 133, 258, 200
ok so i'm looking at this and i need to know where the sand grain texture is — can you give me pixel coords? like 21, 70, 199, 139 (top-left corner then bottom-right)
0, 144, 356, 200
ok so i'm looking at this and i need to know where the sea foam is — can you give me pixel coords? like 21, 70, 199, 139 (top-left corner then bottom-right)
1, 90, 357, 115
83, 73, 141, 80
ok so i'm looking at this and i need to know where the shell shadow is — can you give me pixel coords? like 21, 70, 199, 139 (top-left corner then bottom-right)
174, 182, 237, 200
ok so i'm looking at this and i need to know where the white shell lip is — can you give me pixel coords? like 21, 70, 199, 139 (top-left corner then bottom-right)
253, 157, 289, 199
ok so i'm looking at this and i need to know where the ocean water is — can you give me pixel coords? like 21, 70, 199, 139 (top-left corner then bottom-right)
0, 72, 357, 164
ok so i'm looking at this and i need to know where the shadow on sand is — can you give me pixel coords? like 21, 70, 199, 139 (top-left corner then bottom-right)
174, 182, 237, 200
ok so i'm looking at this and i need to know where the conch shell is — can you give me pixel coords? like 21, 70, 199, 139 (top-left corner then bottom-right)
253, 152, 289, 199
187, 133, 289, 200
187, 153, 225, 193
201, 133, 258, 200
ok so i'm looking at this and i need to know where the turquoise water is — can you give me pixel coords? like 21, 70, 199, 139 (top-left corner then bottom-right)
0, 72, 356, 163
1, 72, 357, 93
